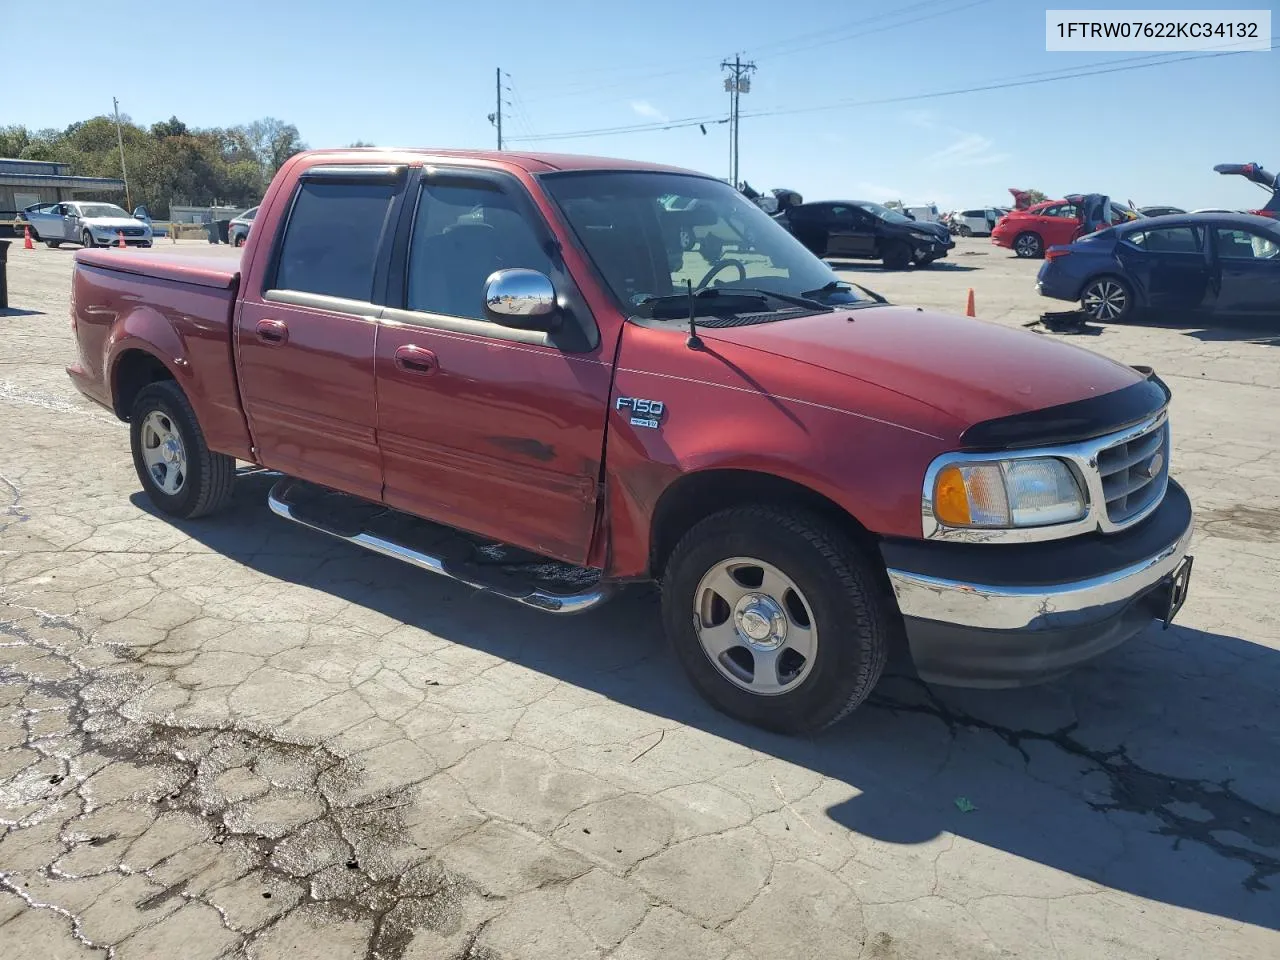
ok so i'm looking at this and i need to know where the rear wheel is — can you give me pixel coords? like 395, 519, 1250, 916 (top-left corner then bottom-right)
130, 381, 235, 519
916, 255, 939, 267
661, 506, 891, 734
881, 240, 911, 270
1013, 232, 1043, 258
44, 239, 60, 249
1081, 276, 1134, 322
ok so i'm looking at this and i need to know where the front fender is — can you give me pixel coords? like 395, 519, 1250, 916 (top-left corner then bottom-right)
602, 370, 949, 579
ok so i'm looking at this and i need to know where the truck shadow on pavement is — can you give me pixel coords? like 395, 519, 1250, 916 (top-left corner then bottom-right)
133, 475, 1280, 931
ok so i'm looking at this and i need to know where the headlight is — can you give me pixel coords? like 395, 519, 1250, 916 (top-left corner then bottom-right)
932, 457, 1086, 528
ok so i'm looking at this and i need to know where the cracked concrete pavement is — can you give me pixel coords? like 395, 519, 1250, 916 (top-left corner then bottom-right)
1, 238, 1277, 958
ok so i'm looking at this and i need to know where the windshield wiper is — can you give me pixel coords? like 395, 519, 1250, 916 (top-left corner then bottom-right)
639, 287, 831, 319
802, 280, 888, 305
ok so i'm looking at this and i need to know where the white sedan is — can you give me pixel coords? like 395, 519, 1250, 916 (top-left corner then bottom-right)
22, 201, 153, 249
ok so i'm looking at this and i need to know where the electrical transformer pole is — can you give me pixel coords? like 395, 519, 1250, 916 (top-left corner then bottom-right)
721, 55, 756, 187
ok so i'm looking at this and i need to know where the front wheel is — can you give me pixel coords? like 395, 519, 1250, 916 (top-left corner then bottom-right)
881, 240, 911, 270
661, 506, 891, 734
81, 231, 97, 249
1081, 276, 1134, 322
958, 224, 973, 238
130, 381, 236, 519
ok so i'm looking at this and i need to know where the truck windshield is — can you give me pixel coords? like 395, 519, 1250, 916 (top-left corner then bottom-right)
542, 172, 865, 318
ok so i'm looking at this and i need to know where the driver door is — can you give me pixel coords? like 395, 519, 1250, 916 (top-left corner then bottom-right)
62, 205, 82, 243
826, 205, 876, 258
374, 169, 611, 564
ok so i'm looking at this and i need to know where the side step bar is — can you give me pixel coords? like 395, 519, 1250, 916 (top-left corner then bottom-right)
267, 478, 614, 615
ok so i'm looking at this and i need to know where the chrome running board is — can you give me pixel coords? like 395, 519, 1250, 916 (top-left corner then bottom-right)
267, 478, 614, 615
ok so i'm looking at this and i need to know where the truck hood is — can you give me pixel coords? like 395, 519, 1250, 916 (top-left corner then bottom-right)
700, 305, 1144, 436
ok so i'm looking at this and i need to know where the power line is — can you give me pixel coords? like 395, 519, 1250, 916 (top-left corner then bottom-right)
753, 0, 994, 60
505, 39, 1269, 145
740, 39, 1275, 121
514, 0, 988, 104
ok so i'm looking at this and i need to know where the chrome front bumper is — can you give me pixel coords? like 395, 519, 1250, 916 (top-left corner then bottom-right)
883, 480, 1194, 687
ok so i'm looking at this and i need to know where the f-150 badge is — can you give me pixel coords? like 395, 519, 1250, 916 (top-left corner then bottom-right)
616, 396, 664, 429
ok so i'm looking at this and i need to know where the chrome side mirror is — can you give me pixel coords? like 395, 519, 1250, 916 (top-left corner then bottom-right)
484, 268, 559, 328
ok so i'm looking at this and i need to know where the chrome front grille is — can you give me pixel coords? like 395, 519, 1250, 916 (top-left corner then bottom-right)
1096, 418, 1169, 525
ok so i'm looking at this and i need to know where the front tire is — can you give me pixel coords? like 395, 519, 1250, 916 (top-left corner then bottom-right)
1081, 276, 1134, 322
130, 381, 235, 519
661, 506, 891, 734
881, 240, 911, 270
81, 230, 95, 249
958, 224, 973, 238
1013, 231, 1043, 258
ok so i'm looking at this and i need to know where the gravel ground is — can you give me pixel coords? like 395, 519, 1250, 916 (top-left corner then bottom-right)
1, 236, 1277, 959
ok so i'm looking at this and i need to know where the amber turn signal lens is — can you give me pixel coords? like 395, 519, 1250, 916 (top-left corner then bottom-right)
933, 465, 971, 526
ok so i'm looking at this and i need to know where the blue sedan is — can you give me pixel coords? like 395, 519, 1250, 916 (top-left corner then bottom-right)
1036, 213, 1280, 322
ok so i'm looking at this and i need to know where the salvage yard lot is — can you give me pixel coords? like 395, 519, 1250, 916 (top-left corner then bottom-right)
1, 238, 1277, 959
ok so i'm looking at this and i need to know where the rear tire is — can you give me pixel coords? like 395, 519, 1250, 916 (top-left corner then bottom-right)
44, 239, 60, 249
1081, 275, 1134, 323
130, 381, 235, 520
1013, 231, 1043, 258
881, 240, 911, 270
661, 506, 891, 734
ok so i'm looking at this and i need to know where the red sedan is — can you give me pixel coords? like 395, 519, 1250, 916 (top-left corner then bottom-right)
992, 199, 1137, 259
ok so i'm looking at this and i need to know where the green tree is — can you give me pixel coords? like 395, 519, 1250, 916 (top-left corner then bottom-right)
1, 114, 309, 217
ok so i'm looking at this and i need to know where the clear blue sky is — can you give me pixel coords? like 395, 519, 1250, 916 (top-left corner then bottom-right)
10, 0, 1278, 209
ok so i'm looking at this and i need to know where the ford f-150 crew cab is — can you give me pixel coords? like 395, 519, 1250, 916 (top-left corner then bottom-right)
66, 148, 1194, 734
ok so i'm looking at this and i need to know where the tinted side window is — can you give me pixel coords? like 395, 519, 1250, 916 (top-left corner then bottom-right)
1129, 226, 1201, 253
407, 181, 552, 320
244, 208, 257, 221
274, 181, 395, 301
1214, 228, 1279, 260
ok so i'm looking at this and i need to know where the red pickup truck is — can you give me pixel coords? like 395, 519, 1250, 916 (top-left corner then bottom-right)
66, 149, 1193, 733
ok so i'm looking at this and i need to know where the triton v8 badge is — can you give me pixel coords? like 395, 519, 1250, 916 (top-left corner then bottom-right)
616, 396, 665, 429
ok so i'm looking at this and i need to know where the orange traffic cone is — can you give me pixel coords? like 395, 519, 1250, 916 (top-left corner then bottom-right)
965, 288, 976, 317
117, 231, 126, 249
23, 225, 34, 249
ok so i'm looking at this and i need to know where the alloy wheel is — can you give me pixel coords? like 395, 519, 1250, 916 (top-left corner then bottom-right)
139, 410, 188, 495
1082, 279, 1129, 321
693, 556, 817, 696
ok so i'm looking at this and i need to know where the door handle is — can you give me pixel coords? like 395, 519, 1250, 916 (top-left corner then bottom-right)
256, 319, 288, 344
394, 345, 438, 375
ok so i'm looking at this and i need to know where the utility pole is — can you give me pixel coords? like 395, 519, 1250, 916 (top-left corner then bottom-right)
112, 97, 132, 210
721, 55, 755, 187
487, 68, 505, 150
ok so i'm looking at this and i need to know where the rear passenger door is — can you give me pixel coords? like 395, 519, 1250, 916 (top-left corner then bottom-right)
235, 164, 406, 501
373, 167, 611, 564
1117, 225, 1210, 314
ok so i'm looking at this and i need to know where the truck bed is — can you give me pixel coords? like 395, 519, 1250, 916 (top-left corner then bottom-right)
75, 248, 241, 290
67, 248, 253, 460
